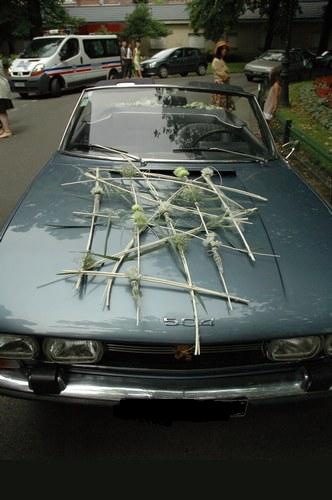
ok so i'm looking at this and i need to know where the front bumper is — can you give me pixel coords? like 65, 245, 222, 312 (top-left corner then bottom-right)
141, 67, 158, 77
9, 74, 50, 95
1, 362, 332, 406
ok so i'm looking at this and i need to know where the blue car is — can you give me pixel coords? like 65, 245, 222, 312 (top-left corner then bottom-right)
0, 80, 331, 418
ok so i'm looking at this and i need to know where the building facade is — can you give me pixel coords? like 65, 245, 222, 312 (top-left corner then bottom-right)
63, 1, 329, 58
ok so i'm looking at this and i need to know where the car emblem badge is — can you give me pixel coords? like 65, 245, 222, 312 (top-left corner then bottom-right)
174, 345, 193, 361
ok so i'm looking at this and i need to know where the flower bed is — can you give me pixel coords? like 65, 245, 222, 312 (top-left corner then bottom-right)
314, 75, 332, 108
298, 80, 332, 131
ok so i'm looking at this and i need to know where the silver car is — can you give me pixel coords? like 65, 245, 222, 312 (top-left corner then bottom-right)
244, 48, 313, 82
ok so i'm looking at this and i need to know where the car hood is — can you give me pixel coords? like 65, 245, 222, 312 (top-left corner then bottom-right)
245, 59, 280, 73
140, 57, 161, 66
0, 153, 331, 346
10, 58, 49, 72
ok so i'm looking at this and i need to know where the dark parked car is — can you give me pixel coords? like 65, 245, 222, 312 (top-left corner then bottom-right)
0, 80, 331, 417
315, 50, 332, 70
244, 48, 314, 81
140, 47, 207, 78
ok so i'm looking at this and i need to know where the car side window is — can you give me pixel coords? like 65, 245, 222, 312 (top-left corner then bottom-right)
60, 38, 79, 60
104, 39, 119, 57
83, 39, 105, 58
172, 49, 183, 59
185, 48, 195, 57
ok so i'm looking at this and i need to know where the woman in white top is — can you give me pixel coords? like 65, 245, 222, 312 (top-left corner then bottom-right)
0, 60, 13, 138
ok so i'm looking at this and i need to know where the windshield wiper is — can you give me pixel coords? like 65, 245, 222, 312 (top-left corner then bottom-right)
69, 142, 142, 162
172, 147, 266, 163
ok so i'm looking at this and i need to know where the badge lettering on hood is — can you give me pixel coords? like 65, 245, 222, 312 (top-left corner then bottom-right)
163, 318, 214, 327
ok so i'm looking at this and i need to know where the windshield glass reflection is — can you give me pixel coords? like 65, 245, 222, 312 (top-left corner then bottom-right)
64, 87, 271, 162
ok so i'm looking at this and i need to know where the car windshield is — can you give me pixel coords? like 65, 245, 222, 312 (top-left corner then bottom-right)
150, 48, 177, 59
21, 37, 65, 58
63, 85, 273, 163
259, 51, 284, 62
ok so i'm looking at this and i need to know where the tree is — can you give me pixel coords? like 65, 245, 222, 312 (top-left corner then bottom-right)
122, 2, 170, 41
246, 1, 300, 51
317, 0, 332, 54
0, 0, 82, 52
187, 0, 246, 42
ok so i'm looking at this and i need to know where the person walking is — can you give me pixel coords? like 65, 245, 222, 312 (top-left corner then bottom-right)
0, 59, 13, 139
133, 41, 142, 78
263, 72, 282, 124
120, 40, 127, 78
211, 39, 235, 111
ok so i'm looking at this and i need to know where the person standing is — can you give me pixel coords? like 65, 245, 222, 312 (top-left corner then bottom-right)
120, 40, 127, 78
263, 72, 282, 124
133, 41, 142, 78
0, 59, 13, 138
124, 41, 133, 79
211, 40, 235, 111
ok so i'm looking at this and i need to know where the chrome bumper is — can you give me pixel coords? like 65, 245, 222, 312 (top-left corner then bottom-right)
0, 365, 326, 404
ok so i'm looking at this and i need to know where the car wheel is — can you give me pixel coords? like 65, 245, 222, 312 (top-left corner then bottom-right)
197, 64, 206, 76
19, 92, 28, 98
180, 72, 188, 77
108, 70, 118, 80
158, 66, 168, 78
246, 75, 253, 82
50, 78, 62, 97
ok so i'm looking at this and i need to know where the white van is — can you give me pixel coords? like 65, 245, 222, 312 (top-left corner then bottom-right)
8, 34, 121, 97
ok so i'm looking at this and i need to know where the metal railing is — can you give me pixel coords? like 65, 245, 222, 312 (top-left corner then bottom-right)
272, 119, 332, 205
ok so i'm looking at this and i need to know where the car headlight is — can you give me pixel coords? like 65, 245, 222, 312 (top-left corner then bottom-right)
0, 334, 39, 359
147, 61, 157, 68
43, 338, 103, 364
266, 336, 321, 361
31, 63, 45, 76
324, 336, 332, 355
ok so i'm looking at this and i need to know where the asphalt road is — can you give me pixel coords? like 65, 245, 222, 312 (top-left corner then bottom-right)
1, 74, 332, 461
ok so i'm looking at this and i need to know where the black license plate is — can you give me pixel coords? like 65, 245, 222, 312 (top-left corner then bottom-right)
114, 398, 248, 423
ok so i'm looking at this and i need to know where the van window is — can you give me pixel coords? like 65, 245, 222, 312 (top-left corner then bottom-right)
21, 37, 65, 58
60, 38, 79, 60
83, 38, 119, 59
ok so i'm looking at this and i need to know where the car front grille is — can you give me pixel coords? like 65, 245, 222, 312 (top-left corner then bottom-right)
101, 341, 266, 370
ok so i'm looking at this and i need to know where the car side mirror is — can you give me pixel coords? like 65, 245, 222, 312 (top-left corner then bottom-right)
281, 140, 299, 160
59, 51, 66, 61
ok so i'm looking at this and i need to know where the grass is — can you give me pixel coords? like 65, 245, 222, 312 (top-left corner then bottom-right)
276, 81, 332, 173
278, 82, 332, 151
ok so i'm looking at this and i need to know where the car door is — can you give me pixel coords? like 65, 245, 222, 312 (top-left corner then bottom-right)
58, 37, 81, 87
289, 51, 303, 80
183, 48, 198, 74
168, 48, 185, 75
82, 38, 108, 83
